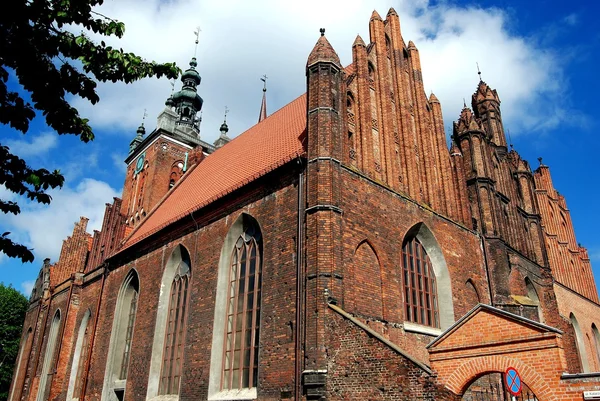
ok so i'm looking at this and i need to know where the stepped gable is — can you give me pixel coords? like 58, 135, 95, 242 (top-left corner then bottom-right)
123, 93, 307, 248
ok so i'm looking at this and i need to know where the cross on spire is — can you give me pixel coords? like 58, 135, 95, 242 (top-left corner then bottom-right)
261, 74, 268, 92
194, 26, 201, 57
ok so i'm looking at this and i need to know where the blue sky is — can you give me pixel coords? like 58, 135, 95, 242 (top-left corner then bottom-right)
0, 0, 598, 296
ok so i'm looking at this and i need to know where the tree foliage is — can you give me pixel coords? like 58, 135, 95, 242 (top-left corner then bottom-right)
0, 0, 180, 262
0, 283, 29, 400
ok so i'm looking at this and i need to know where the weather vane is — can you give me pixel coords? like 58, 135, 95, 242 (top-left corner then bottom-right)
476, 62, 482, 82
261, 74, 268, 91
194, 26, 201, 57
141, 108, 148, 126
169, 79, 175, 94
224, 106, 229, 123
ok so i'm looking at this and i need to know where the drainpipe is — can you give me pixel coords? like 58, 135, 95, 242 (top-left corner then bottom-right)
80, 267, 107, 400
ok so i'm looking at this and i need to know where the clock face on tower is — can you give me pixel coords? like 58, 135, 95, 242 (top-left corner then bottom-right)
135, 152, 146, 175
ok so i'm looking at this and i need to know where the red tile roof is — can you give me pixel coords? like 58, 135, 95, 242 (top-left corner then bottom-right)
122, 93, 307, 249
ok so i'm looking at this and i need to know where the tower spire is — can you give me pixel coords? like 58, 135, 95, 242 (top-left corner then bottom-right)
214, 106, 231, 149
129, 111, 146, 154
171, 28, 204, 132
258, 75, 268, 122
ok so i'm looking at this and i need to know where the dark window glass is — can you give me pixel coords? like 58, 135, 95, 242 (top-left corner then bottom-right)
402, 238, 439, 328
159, 259, 190, 395
222, 235, 261, 390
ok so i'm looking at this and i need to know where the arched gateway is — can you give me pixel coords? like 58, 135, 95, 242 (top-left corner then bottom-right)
462, 372, 538, 401
427, 304, 566, 401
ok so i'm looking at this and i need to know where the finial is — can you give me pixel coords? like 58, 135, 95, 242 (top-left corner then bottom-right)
193, 26, 201, 57
463, 98, 467, 108
141, 108, 147, 126
224, 106, 229, 123
507, 129, 513, 150
476, 62, 482, 82
320, 28, 325, 36
538, 157, 544, 166
169, 79, 175, 95
261, 74, 268, 92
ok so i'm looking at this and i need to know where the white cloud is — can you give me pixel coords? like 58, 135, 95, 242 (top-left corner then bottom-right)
4, 132, 58, 159
0, 178, 119, 262
20, 280, 35, 296
111, 152, 127, 174
65, 0, 583, 143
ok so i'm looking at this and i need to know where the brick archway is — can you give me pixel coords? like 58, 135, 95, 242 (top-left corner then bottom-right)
447, 355, 553, 401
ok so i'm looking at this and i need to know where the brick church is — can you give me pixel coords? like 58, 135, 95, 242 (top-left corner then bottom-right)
9, 8, 600, 401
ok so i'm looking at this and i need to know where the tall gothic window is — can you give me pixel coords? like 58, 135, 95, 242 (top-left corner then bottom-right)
10, 327, 33, 401
120, 291, 138, 380
36, 310, 61, 401
67, 310, 92, 401
570, 313, 590, 372
221, 229, 262, 391
102, 270, 139, 401
158, 257, 190, 395
402, 237, 439, 328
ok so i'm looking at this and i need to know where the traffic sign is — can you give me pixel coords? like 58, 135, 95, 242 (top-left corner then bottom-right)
505, 367, 522, 397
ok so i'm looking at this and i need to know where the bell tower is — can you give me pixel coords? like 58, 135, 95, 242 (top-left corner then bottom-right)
120, 42, 216, 226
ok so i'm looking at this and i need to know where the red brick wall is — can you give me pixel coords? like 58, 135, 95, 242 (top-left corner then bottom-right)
325, 309, 459, 400
554, 283, 600, 372
77, 168, 301, 401
337, 166, 489, 364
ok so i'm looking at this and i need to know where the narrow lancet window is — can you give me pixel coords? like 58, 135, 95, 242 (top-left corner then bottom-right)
402, 237, 439, 328
222, 232, 262, 390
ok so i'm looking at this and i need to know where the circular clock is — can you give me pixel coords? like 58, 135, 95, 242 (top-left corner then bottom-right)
135, 153, 145, 174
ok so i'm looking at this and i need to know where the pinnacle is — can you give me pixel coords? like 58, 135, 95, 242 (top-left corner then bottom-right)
429, 93, 440, 103
387, 7, 398, 16
407, 40, 417, 50
352, 34, 366, 47
307, 33, 341, 67
371, 10, 383, 21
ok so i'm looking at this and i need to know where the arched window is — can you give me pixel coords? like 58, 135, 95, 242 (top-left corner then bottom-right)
592, 324, 600, 370
525, 278, 543, 323
368, 62, 376, 84
209, 214, 263, 399
570, 313, 590, 372
147, 246, 191, 400
36, 310, 61, 401
402, 237, 439, 328
67, 310, 92, 401
401, 223, 454, 331
102, 270, 139, 401
159, 248, 190, 395
10, 327, 33, 401
222, 230, 261, 390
